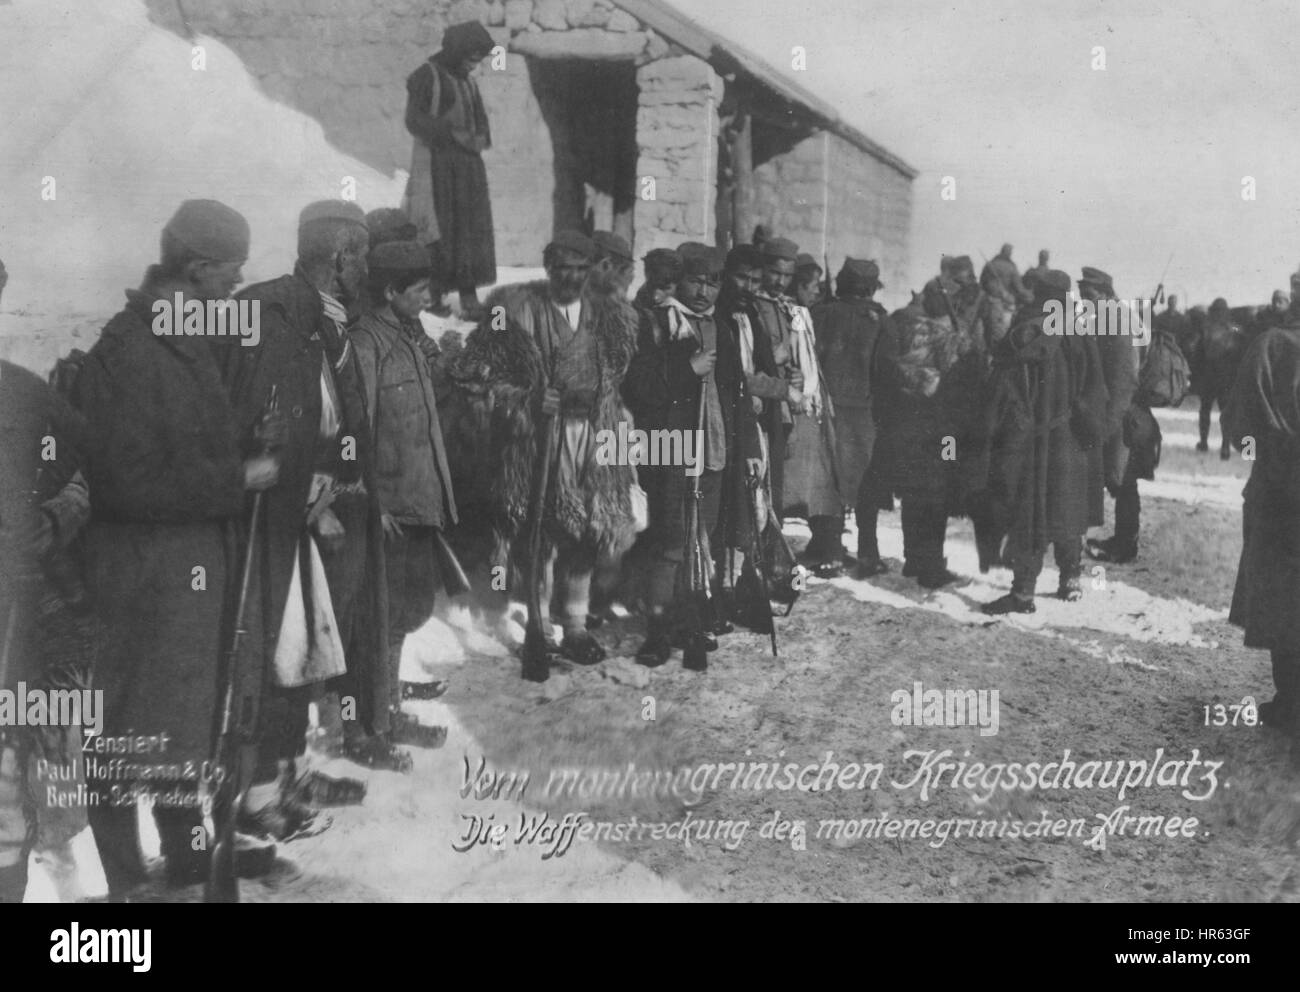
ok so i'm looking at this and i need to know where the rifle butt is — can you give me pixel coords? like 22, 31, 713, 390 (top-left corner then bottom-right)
432, 528, 471, 598
205, 837, 239, 904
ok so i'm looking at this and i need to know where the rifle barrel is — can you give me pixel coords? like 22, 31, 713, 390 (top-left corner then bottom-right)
206, 383, 278, 904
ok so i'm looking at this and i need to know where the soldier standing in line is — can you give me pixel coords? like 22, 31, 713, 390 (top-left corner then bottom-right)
811, 259, 891, 576
75, 201, 281, 895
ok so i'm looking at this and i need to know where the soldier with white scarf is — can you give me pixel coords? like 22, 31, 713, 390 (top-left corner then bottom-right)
750, 238, 843, 576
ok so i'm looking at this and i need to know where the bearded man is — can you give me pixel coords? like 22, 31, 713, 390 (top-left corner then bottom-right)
220, 201, 385, 835
450, 231, 638, 681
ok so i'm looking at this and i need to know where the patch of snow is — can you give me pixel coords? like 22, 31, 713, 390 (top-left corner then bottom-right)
827, 511, 1227, 668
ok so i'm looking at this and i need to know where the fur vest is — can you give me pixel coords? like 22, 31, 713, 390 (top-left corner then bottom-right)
447, 282, 638, 567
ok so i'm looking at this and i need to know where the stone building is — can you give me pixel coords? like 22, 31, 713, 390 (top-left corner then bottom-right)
146, 0, 915, 283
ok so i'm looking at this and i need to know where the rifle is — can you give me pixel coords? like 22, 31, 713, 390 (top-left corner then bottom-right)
744, 473, 779, 657
521, 379, 558, 682
205, 384, 277, 903
432, 528, 471, 598
683, 375, 715, 669
0, 601, 16, 698
1153, 252, 1174, 306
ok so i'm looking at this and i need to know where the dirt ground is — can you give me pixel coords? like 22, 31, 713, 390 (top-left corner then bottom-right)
25, 404, 1300, 903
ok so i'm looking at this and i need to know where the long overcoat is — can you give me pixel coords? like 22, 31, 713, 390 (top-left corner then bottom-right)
1225, 319, 1300, 652
75, 290, 245, 767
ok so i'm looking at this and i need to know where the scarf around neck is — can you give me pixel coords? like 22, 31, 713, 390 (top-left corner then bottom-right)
659, 297, 725, 472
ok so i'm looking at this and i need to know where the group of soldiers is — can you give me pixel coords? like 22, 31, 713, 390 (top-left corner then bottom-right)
1151, 290, 1294, 459
0, 200, 469, 901
5, 194, 1300, 902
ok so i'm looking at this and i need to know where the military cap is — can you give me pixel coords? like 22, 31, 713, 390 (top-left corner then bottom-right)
643, 248, 684, 282
795, 253, 822, 273
762, 237, 799, 262
300, 200, 368, 230
678, 242, 723, 277
547, 230, 596, 260
836, 257, 882, 294
366, 207, 417, 247
368, 240, 431, 275
725, 244, 764, 270
162, 199, 250, 263
1079, 266, 1114, 293
592, 231, 633, 264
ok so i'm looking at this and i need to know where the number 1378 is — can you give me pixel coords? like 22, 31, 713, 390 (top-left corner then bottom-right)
1203, 697, 1258, 727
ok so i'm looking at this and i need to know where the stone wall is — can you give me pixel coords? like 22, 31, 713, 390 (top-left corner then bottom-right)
753, 132, 913, 304
633, 55, 724, 258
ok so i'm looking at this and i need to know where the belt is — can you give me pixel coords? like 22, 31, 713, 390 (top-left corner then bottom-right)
560, 391, 597, 419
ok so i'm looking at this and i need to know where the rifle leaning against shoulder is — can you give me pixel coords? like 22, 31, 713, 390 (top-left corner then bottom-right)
205, 384, 277, 904
521, 336, 559, 682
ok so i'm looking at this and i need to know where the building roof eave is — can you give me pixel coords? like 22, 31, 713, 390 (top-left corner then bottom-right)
614, 0, 917, 180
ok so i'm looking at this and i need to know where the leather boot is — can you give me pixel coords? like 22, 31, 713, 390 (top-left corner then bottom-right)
636, 615, 672, 668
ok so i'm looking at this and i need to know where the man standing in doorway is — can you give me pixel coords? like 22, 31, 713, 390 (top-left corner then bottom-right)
404, 20, 497, 319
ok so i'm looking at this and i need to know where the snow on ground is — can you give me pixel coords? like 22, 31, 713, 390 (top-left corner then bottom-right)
19, 387, 1289, 902
826, 509, 1226, 673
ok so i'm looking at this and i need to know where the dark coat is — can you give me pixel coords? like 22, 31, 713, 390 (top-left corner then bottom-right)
812, 296, 889, 410
1, 362, 88, 690
812, 295, 888, 501
405, 57, 496, 290
74, 290, 247, 766
218, 274, 390, 732
1197, 311, 1247, 401
716, 290, 780, 541
349, 310, 457, 529
871, 284, 990, 508
718, 289, 786, 441
748, 293, 805, 511
447, 282, 638, 570
981, 316, 1109, 560
1225, 319, 1300, 651
1091, 327, 1141, 518
623, 303, 760, 552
